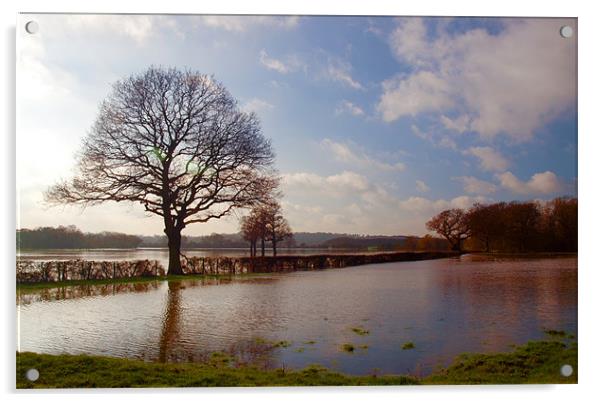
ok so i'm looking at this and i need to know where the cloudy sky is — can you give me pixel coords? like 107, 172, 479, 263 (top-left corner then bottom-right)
17, 14, 577, 236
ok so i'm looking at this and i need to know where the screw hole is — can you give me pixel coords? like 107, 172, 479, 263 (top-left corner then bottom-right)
25, 368, 39, 381
560, 26, 573, 38
560, 364, 573, 377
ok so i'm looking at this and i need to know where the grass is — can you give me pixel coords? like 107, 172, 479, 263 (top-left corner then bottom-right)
401, 342, 415, 350
272, 340, 292, 348
16, 352, 417, 388
341, 343, 355, 353
424, 339, 577, 384
351, 327, 370, 336
16, 338, 576, 388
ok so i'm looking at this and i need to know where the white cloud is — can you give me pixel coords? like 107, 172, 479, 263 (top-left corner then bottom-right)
416, 180, 430, 192
381, 18, 577, 141
389, 18, 430, 67
242, 98, 274, 114
411, 124, 457, 150
325, 58, 363, 90
464, 146, 510, 172
283, 171, 371, 196
259, 50, 305, 74
440, 114, 471, 133
199, 16, 300, 32
259, 50, 290, 74
38, 15, 179, 44
454, 176, 497, 195
320, 139, 405, 172
335, 100, 365, 117
378, 71, 453, 121
497, 171, 562, 195
399, 195, 488, 213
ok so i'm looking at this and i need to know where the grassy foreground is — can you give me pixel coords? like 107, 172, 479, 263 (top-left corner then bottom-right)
16, 339, 576, 388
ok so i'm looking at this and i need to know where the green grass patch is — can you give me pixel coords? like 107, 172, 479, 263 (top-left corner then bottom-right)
16, 352, 417, 388
424, 339, 577, 384
341, 343, 355, 353
16, 338, 576, 387
272, 340, 292, 348
351, 327, 370, 336
401, 342, 415, 350
303, 340, 316, 345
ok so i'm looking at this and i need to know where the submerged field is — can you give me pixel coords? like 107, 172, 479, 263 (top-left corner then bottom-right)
17, 255, 577, 377
16, 338, 577, 387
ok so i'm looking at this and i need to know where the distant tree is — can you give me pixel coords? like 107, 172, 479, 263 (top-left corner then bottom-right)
16, 226, 142, 249
239, 198, 292, 257
45, 67, 278, 275
466, 203, 507, 252
240, 212, 262, 257
403, 236, 419, 251
504, 202, 542, 252
262, 201, 293, 256
545, 197, 578, 251
426, 209, 471, 252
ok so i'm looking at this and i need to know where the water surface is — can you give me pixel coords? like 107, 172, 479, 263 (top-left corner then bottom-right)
17, 254, 577, 375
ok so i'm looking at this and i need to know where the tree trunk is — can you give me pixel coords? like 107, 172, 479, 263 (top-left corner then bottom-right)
249, 241, 254, 257
272, 235, 277, 256
166, 229, 183, 275
261, 238, 265, 257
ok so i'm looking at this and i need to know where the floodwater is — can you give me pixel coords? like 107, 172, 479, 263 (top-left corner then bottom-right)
16, 254, 577, 376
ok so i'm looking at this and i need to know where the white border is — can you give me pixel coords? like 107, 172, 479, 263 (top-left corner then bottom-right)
2, 1, 601, 401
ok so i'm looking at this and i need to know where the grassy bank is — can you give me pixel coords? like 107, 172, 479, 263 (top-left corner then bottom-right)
424, 339, 577, 384
16, 338, 576, 388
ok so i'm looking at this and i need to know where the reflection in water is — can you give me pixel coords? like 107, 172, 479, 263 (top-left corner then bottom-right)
17, 255, 577, 375
17, 281, 163, 305
159, 281, 182, 363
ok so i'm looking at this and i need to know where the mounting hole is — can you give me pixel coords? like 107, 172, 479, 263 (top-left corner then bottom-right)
560, 25, 573, 38
560, 364, 573, 377
25, 21, 39, 34
25, 368, 39, 381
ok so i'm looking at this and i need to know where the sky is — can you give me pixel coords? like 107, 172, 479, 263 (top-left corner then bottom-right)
16, 14, 577, 236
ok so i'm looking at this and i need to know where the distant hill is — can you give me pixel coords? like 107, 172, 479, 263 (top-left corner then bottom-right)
18, 226, 427, 251
321, 235, 407, 250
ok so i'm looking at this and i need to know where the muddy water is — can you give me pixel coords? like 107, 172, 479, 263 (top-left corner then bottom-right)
17, 254, 577, 375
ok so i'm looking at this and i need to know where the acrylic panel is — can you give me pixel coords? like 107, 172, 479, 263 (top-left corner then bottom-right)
16, 14, 577, 388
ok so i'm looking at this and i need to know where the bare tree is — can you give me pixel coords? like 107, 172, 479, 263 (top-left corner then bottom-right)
239, 199, 292, 257
240, 212, 261, 257
426, 209, 470, 252
46, 67, 278, 275
262, 200, 292, 257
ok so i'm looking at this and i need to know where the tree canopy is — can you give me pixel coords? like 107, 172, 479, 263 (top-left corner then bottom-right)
46, 67, 278, 274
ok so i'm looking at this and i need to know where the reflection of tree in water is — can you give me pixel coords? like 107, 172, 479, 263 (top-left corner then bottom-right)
157, 279, 280, 367
17, 281, 161, 305
158, 281, 183, 363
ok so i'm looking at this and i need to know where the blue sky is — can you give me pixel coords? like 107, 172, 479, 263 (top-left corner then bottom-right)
17, 15, 577, 236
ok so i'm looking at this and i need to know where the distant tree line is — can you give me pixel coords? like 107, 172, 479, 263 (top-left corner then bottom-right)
426, 197, 577, 253
17, 225, 142, 249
